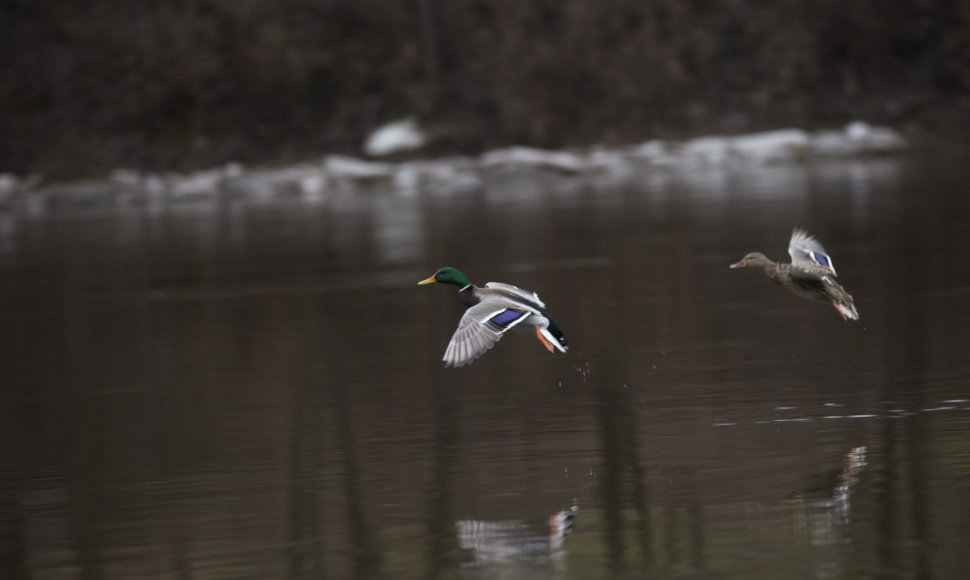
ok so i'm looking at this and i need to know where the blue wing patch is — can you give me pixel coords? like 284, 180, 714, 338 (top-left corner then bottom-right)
483, 308, 529, 332
489, 308, 525, 328
810, 251, 832, 268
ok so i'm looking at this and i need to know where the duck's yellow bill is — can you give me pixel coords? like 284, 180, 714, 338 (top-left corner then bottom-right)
418, 276, 437, 285
729, 260, 746, 269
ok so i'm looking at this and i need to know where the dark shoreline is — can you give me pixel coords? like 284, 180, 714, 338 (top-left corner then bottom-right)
2, 1, 968, 179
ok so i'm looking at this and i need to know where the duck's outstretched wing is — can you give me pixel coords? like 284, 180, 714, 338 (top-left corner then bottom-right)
788, 229, 837, 280
442, 299, 538, 367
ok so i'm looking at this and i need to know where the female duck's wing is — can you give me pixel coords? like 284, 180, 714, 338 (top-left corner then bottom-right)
442, 299, 539, 367
483, 282, 546, 309
788, 229, 837, 279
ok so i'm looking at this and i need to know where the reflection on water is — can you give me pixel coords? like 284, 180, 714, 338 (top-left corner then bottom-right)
787, 446, 868, 579
1, 156, 970, 579
456, 502, 577, 568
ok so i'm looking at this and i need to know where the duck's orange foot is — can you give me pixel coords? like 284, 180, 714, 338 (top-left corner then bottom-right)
535, 326, 555, 352
833, 300, 847, 320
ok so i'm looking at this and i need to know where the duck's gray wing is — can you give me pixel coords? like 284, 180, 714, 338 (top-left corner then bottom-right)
483, 282, 546, 308
788, 228, 837, 280
442, 298, 539, 367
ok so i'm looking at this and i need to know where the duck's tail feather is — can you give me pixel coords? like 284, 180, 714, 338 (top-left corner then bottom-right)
833, 300, 859, 321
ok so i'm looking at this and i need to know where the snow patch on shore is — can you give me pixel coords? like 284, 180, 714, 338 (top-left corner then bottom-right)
1, 121, 909, 212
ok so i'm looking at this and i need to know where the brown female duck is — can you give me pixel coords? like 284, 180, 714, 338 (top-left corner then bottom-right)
730, 229, 859, 320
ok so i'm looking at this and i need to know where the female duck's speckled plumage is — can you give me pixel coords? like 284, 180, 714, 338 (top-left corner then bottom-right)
730, 229, 859, 320
419, 267, 569, 367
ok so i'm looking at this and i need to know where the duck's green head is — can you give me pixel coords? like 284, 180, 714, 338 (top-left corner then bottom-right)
418, 267, 471, 287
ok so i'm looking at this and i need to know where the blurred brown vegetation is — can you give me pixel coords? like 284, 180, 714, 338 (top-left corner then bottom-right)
1, 0, 968, 178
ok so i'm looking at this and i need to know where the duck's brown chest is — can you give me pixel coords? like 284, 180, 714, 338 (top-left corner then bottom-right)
458, 286, 480, 309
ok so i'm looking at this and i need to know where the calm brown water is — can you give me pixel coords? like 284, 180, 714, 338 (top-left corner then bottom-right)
1, 156, 969, 579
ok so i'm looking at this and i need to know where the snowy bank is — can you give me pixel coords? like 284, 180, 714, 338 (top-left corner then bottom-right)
363, 118, 427, 157
0, 122, 909, 212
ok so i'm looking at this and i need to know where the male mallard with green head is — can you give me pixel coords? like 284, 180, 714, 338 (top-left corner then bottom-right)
730, 229, 859, 320
418, 267, 569, 367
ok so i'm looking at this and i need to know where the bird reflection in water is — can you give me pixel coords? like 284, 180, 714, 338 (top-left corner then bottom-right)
455, 502, 578, 566
787, 447, 868, 577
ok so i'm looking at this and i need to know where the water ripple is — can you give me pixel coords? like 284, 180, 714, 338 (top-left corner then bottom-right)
712, 399, 970, 427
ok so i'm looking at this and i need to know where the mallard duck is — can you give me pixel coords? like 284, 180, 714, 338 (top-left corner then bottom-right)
418, 267, 569, 367
730, 229, 859, 320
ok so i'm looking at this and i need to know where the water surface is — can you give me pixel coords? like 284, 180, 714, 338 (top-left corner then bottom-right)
1, 156, 969, 579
